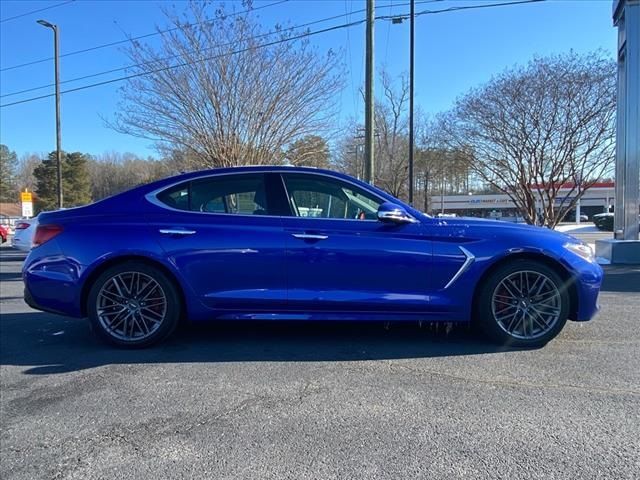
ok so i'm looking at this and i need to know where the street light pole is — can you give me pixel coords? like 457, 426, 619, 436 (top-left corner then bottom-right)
37, 19, 63, 209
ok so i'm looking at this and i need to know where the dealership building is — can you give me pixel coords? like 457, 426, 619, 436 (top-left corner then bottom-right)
429, 182, 615, 221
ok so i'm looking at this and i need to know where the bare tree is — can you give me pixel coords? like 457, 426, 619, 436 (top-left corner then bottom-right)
414, 116, 473, 213
16, 153, 42, 193
335, 71, 471, 206
335, 71, 410, 197
286, 135, 330, 168
88, 152, 170, 200
440, 52, 616, 227
332, 123, 365, 179
375, 71, 409, 198
111, 1, 343, 169
415, 149, 472, 214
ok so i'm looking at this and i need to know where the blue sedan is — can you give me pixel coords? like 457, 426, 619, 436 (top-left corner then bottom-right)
23, 166, 603, 348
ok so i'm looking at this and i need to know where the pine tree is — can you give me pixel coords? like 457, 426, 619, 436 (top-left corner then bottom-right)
0, 144, 19, 202
34, 151, 92, 212
64, 152, 92, 206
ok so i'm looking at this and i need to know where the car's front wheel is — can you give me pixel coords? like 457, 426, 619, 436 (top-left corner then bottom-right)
476, 260, 570, 347
87, 261, 181, 348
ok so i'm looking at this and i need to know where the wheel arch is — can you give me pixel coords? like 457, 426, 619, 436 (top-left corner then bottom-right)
471, 252, 579, 322
80, 255, 188, 319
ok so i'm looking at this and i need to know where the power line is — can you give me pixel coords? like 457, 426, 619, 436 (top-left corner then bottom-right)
0, 0, 544, 109
378, 0, 544, 21
1, 18, 367, 109
0, 0, 290, 72
0, 0, 438, 74
0, 0, 75, 24
1, 8, 362, 99
1, 0, 439, 99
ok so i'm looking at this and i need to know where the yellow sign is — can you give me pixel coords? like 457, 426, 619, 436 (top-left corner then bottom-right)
21, 191, 33, 203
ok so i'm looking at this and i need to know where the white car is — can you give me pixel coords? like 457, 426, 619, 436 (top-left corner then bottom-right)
12, 217, 38, 252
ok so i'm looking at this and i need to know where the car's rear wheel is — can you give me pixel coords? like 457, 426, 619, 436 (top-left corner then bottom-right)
476, 260, 570, 347
87, 262, 181, 348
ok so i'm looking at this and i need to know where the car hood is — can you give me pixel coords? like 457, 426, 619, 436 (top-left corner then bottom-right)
435, 217, 578, 244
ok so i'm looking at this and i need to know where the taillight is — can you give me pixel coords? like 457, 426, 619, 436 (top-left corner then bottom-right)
15, 222, 30, 230
33, 224, 63, 247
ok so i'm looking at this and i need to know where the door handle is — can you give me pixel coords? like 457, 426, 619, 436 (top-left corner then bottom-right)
291, 233, 328, 241
159, 228, 196, 236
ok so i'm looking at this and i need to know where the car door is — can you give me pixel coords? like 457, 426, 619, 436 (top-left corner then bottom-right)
148, 172, 288, 312
280, 172, 433, 314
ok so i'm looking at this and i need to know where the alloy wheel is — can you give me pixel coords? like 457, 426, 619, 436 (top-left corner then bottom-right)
96, 271, 167, 342
491, 270, 562, 340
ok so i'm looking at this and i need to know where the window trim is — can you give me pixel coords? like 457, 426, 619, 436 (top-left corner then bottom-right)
146, 169, 410, 222
148, 171, 273, 217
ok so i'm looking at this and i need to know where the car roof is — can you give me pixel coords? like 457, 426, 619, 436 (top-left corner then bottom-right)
141, 165, 366, 193
160, 165, 342, 180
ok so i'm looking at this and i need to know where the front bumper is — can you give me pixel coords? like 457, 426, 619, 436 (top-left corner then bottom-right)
562, 252, 603, 322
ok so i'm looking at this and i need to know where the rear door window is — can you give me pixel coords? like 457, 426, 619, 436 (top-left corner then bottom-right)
156, 173, 270, 215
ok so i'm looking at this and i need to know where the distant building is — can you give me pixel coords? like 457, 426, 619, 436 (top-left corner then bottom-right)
429, 182, 615, 221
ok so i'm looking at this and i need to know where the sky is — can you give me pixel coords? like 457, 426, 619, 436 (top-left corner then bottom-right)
0, 0, 617, 159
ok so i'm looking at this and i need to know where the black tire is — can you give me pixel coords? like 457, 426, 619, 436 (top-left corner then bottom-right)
475, 259, 570, 348
87, 261, 181, 348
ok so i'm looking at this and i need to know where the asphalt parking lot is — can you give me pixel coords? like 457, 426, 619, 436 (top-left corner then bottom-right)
1, 243, 639, 479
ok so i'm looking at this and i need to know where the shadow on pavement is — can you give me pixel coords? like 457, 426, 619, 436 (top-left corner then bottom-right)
0, 311, 521, 375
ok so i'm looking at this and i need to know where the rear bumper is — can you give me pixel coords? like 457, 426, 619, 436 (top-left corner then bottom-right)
22, 241, 85, 318
24, 284, 77, 317
23, 269, 84, 318
11, 236, 32, 251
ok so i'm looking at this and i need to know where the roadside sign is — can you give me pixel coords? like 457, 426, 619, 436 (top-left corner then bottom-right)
22, 202, 33, 218
21, 191, 34, 218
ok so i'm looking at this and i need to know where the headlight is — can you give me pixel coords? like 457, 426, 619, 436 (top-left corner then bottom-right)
564, 242, 594, 262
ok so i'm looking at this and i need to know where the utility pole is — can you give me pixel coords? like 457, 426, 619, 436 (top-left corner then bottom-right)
37, 19, 63, 209
364, 0, 375, 184
408, 0, 415, 205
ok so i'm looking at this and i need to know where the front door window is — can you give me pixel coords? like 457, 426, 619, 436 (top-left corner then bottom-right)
282, 173, 382, 220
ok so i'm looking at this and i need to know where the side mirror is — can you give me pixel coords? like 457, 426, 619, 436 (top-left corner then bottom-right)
377, 202, 417, 224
